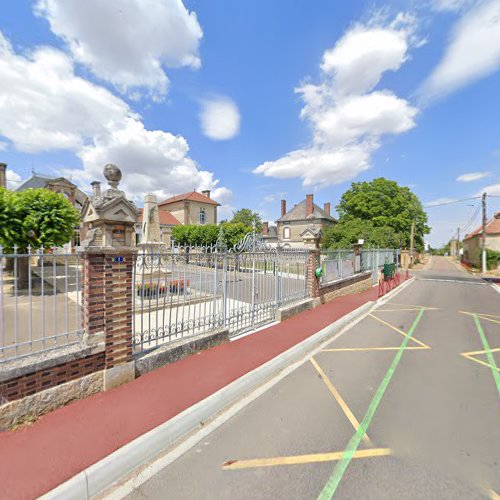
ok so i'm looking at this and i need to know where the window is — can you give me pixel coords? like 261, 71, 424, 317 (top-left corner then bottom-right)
199, 208, 206, 225
283, 226, 291, 239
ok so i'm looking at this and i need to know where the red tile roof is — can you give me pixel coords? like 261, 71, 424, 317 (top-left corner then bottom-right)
464, 212, 500, 240
137, 208, 181, 226
159, 191, 220, 207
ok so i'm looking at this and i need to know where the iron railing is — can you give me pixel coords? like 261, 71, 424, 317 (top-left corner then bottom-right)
0, 246, 83, 363
132, 244, 309, 352
320, 249, 356, 284
361, 248, 400, 284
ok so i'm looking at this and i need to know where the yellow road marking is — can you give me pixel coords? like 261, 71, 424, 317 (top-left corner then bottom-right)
460, 311, 500, 319
477, 316, 500, 325
222, 447, 391, 470
310, 357, 371, 445
322, 346, 428, 352
487, 488, 500, 500
461, 350, 500, 372
368, 313, 431, 349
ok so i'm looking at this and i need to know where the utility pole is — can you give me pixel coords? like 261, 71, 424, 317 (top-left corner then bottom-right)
410, 222, 415, 267
457, 227, 460, 261
481, 192, 487, 274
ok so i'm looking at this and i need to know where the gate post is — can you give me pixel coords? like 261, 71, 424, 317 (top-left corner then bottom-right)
80, 164, 138, 390
307, 249, 320, 299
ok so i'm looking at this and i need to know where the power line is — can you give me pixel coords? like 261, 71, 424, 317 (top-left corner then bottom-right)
424, 196, 481, 208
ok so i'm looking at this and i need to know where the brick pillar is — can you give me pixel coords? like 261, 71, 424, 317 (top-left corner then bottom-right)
80, 163, 139, 390
307, 250, 320, 299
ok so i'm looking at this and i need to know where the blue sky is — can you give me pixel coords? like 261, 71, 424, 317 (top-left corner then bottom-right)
0, 0, 499, 246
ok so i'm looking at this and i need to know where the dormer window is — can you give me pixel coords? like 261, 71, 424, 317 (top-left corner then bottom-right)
199, 208, 206, 225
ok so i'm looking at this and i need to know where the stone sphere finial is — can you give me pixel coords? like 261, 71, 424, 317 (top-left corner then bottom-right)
103, 164, 122, 188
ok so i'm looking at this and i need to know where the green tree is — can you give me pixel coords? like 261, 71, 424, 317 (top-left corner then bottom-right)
171, 223, 252, 248
335, 178, 429, 250
0, 188, 79, 252
323, 218, 401, 249
230, 208, 262, 231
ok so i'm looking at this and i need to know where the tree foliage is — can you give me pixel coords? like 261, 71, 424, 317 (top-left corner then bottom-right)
323, 218, 401, 249
171, 222, 252, 248
0, 188, 80, 251
330, 178, 429, 250
230, 208, 262, 231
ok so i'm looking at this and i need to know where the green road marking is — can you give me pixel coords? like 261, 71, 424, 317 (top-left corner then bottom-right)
473, 314, 500, 399
317, 308, 425, 500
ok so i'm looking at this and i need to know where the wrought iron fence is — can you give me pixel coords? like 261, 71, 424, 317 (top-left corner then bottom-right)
0, 246, 83, 363
361, 248, 400, 284
320, 249, 356, 284
132, 241, 309, 353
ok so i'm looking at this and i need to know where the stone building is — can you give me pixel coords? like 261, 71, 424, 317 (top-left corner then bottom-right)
263, 194, 336, 248
136, 190, 220, 245
462, 211, 500, 267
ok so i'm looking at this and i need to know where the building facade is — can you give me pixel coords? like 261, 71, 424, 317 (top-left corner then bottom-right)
263, 194, 336, 248
462, 211, 500, 267
137, 190, 220, 245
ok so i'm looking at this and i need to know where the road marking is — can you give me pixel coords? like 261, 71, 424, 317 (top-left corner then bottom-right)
460, 311, 500, 319
416, 278, 487, 285
388, 302, 435, 308
317, 308, 425, 500
368, 313, 431, 349
487, 488, 500, 500
310, 357, 371, 445
472, 314, 500, 398
322, 346, 427, 352
460, 351, 500, 372
476, 316, 500, 325
222, 447, 391, 470
376, 307, 439, 312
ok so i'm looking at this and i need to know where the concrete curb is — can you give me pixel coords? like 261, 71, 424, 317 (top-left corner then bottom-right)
41, 300, 375, 500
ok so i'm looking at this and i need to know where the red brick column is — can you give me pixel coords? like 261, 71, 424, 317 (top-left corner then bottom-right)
307, 250, 320, 299
82, 249, 136, 370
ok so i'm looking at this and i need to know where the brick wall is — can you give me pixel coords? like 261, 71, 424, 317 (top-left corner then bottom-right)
317, 272, 372, 304
0, 352, 105, 403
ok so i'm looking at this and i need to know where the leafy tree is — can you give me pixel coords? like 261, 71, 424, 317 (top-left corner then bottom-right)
323, 218, 401, 249
0, 188, 79, 252
230, 208, 262, 231
335, 178, 429, 250
171, 223, 252, 248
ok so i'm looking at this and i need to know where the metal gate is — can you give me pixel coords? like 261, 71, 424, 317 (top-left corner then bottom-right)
133, 233, 310, 353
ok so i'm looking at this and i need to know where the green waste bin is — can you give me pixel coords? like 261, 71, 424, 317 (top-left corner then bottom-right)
383, 263, 395, 280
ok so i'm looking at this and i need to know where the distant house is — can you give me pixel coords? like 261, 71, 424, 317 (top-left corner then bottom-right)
136, 190, 220, 245
263, 194, 336, 248
16, 173, 88, 212
462, 211, 500, 267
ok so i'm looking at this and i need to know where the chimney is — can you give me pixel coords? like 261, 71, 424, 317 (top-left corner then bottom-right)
324, 202, 331, 216
262, 221, 269, 236
0, 163, 6, 190
306, 194, 314, 217
201, 189, 211, 199
91, 180, 101, 197
495, 211, 500, 219
281, 199, 287, 217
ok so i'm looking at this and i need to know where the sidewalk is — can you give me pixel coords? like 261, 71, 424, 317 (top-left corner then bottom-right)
0, 286, 381, 500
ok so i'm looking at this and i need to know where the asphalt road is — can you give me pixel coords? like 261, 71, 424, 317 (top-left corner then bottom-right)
126, 257, 500, 499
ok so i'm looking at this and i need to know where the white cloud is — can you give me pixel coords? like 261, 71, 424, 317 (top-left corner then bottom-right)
480, 182, 500, 196
431, 0, 474, 12
456, 171, 490, 182
211, 186, 233, 204
6, 169, 21, 190
421, 0, 500, 101
199, 97, 241, 141
254, 14, 418, 188
0, 31, 226, 202
35, 0, 202, 99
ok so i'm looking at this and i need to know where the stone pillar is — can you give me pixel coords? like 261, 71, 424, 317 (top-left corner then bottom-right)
80, 164, 138, 390
0, 163, 6, 190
